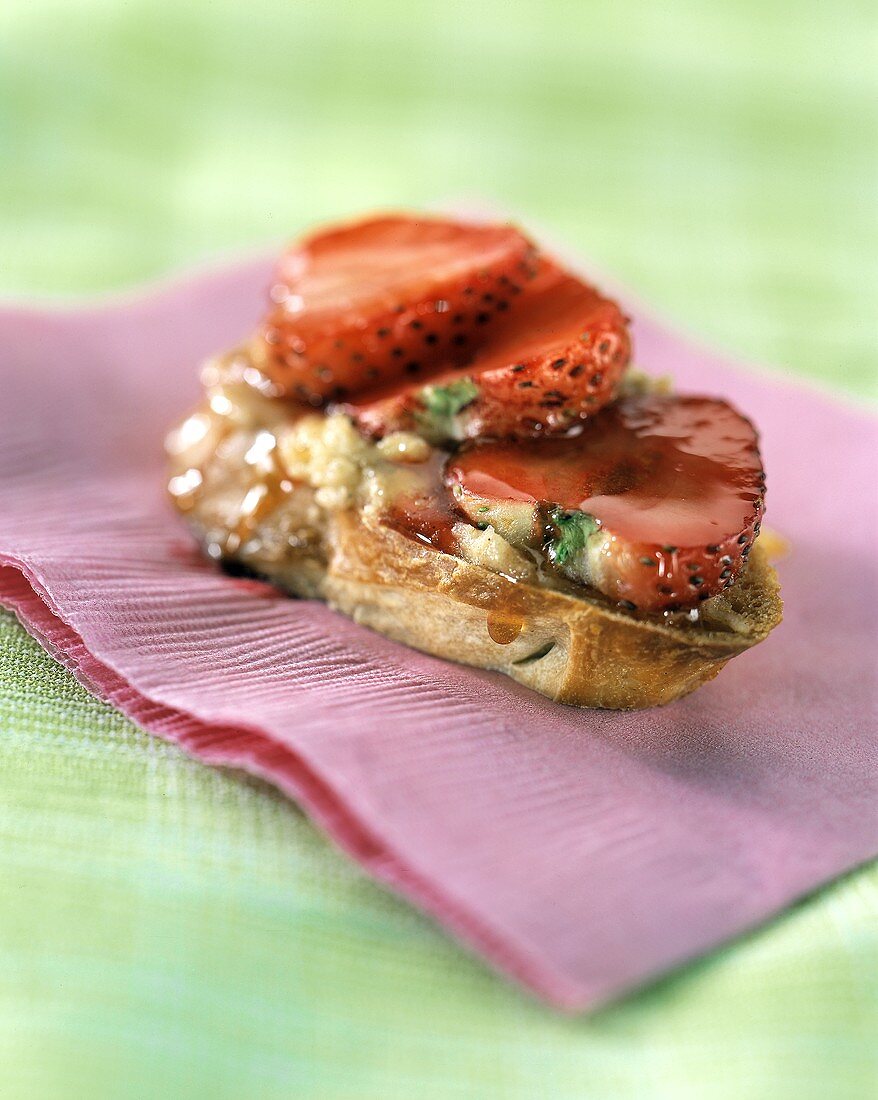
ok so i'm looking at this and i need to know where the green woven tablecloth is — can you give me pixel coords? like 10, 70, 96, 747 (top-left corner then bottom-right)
1, 2, 876, 1096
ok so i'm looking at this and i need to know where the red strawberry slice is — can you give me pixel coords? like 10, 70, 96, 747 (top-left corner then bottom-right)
445, 394, 766, 612
346, 267, 630, 442
256, 214, 540, 403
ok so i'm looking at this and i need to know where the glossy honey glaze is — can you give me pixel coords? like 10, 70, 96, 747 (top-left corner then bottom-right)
447, 394, 765, 549
382, 451, 465, 555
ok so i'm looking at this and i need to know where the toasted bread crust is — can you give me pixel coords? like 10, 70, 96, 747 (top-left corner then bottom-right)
224, 508, 782, 710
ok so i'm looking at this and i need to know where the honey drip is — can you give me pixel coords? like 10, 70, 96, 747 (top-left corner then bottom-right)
486, 612, 524, 645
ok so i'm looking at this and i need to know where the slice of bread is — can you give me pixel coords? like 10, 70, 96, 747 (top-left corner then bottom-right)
168, 356, 782, 711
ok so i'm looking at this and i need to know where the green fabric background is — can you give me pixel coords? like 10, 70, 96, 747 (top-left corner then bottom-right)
1, 1, 876, 1096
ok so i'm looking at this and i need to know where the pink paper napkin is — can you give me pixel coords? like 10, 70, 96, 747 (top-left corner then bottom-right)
1, 255, 876, 1011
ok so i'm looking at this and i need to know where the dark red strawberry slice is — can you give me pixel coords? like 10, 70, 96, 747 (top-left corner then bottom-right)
346, 267, 630, 441
256, 214, 539, 403
445, 394, 766, 612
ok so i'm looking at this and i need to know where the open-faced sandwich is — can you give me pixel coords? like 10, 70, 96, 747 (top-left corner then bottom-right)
166, 213, 782, 709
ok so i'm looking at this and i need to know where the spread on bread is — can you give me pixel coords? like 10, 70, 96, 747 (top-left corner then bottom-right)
167, 213, 782, 708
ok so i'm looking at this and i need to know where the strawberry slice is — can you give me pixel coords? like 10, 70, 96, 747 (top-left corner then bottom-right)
256, 214, 539, 403
445, 394, 766, 612
346, 266, 630, 442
